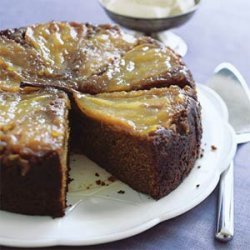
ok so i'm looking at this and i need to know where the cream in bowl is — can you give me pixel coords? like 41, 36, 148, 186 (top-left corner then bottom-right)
104, 0, 196, 19
99, 0, 201, 33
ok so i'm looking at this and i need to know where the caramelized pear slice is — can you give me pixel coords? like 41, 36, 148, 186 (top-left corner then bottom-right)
79, 43, 194, 93
0, 37, 47, 92
0, 89, 70, 152
24, 22, 87, 72
74, 85, 193, 134
73, 25, 138, 79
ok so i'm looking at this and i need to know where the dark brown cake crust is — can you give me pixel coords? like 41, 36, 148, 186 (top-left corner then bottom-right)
0, 152, 66, 217
0, 27, 26, 45
74, 93, 202, 199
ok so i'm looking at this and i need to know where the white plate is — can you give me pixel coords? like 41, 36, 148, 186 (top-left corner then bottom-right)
0, 84, 237, 247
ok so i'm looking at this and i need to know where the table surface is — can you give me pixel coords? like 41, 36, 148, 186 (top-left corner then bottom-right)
0, 0, 249, 249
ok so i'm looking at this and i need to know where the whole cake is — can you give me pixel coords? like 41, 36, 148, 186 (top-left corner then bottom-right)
0, 21, 202, 217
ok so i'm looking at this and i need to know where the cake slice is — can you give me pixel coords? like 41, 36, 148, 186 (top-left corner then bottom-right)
0, 88, 70, 217
73, 86, 202, 199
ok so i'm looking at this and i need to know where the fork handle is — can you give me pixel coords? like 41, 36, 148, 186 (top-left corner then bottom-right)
215, 161, 234, 242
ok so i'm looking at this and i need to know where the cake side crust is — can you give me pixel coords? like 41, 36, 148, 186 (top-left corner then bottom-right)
0, 151, 66, 217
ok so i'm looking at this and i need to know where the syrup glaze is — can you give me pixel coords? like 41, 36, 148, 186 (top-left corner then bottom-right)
0, 89, 70, 154
74, 85, 191, 134
0, 22, 192, 94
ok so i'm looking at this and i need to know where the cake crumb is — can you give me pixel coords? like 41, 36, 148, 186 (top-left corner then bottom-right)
95, 172, 100, 177
96, 180, 106, 186
199, 148, 204, 158
108, 175, 117, 182
118, 190, 125, 194
211, 145, 217, 151
96, 180, 101, 185
196, 184, 200, 188
197, 165, 201, 169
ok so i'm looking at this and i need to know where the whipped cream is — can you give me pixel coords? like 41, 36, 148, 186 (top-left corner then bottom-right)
104, 0, 195, 18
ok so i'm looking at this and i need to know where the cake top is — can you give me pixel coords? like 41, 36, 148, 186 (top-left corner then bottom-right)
0, 21, 193, 94
83, 42, 189, 93
0, 36, 48, 92
0, 89, 70, 155
74, 85, 194, 135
